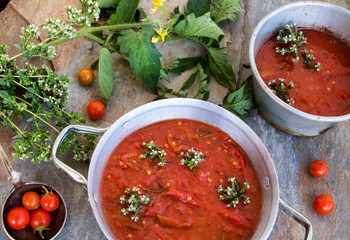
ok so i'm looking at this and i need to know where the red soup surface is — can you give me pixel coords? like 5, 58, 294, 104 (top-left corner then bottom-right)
100, 119, 262, 240
256, 29, 350, 116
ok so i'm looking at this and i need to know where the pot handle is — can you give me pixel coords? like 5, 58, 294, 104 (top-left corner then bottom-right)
279, 198, 313, 240
51, 125, 108, 187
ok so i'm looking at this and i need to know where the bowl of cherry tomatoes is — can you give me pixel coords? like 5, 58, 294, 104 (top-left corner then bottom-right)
2, 183, 66, 240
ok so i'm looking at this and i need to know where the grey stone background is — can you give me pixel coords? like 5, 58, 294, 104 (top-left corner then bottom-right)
0, 0, 349, 239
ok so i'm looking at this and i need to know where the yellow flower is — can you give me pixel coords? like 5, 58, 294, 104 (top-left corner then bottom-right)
151, 0, 166, 13
155, 28, 169, 43
151, 36, 160, 43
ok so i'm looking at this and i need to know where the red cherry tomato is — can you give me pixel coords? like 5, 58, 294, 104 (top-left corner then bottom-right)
30, 209, 51, 229
30, 209, 51, 239
40, 186, 60, 212
22, 191, 40, 211
7, 207, 30, 230
309, 160, 328, 178
313, 194, 334, 215
87, 100, 105, 120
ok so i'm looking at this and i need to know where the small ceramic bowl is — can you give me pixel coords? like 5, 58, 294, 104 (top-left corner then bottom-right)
249, 1, 350, 136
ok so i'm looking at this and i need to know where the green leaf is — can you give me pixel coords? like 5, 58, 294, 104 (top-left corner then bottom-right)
202, 91, 210, 101
108, 0, 139, 25
118, 26, 162, 94
207, 47, 236, 91
194, 59, 211, 98
174, 13, 224, 40
179, 71, 198, 92
211, 0, 243, 23
164, 57, 201, 75
137, 8, 147, 19
159, 69, 170, 83
223, 75, 254, 118
186, 0, 211, 17
98, 0, 120, 8
99, 48, 115, 105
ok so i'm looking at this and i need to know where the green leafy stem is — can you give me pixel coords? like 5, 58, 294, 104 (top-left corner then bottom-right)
217, 177, 250, 207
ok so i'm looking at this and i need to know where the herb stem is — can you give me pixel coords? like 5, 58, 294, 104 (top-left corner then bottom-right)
158, 82, 187, 98
0, 111, 25, 137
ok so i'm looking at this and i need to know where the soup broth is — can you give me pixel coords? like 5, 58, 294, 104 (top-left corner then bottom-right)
100, 119, 262, 240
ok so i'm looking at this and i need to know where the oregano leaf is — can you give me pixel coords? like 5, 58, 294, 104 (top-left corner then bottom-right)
99, 48, 115, 105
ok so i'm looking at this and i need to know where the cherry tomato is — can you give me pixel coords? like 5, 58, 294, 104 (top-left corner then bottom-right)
313, 194, 334, 215
22, 191, 40, 211
7, 207, 30, 230
30, 209, 51, 229
30, 209, 51, 239
87, 100, 105, 120
78, 68, 94, 86
309, 160, 328, 178
40, 186, 60, 212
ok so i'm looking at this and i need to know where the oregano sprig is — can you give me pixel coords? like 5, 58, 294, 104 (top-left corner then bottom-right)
268, 78, 294, 104
120, 187, 151, 222
141, 141, 167, 167
180, 148, 205, 170
302, 49, 321, 71
217, 177, 250, 207
275, 23, 307, 63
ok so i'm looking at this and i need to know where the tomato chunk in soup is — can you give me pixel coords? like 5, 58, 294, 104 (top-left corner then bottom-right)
100, 119, 262, 240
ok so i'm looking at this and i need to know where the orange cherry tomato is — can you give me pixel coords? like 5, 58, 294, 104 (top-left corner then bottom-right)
78, 68, 94, 86
87, 100, 105, 120
309, 160, 328, 178
7, 207, 30, 230
22, 191, 41, 211
313, 194, 334, 215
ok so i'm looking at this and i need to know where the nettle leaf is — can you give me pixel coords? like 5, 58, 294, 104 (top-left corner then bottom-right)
118, 26, 162, 94
108, 0, 139, 25
223, 75, 254, 118
211, 0, 243, 23
164, 57, 201, 75
174, 13, 224, 40
99, 48, 115, 105
186, 0, 211, 17
207, 47, 236, 91
98, 0, 120, 8
179, 70, 198, 92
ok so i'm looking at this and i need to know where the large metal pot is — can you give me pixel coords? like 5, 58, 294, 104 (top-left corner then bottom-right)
52, 98, 312, 239
249, 2, 350, 136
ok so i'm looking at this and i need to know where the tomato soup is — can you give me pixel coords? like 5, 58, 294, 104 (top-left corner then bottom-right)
256, 29, 350, 116
100, 119, 262, 240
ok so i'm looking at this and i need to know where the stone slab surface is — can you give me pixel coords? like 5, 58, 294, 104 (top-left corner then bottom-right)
0, 0, 349, 239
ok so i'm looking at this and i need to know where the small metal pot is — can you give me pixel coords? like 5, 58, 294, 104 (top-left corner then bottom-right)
0, 146, 67, 240
249, 2, 350, 136
52, 98, 312, 239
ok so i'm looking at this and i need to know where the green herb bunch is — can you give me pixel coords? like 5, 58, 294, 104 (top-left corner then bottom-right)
93, 0, 254, 117
268, 78, 294, 104
180, 148, 205, 170
217, 177, 250, 207
302, 49, 321, 71
1, 0, 255, 163
141, 141, 167, 167
275, 23, 307, 63
120, 187, 151, 222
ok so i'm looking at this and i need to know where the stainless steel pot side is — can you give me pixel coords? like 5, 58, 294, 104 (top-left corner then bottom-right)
52, 98, 312, 240
249, 1, 350, 136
